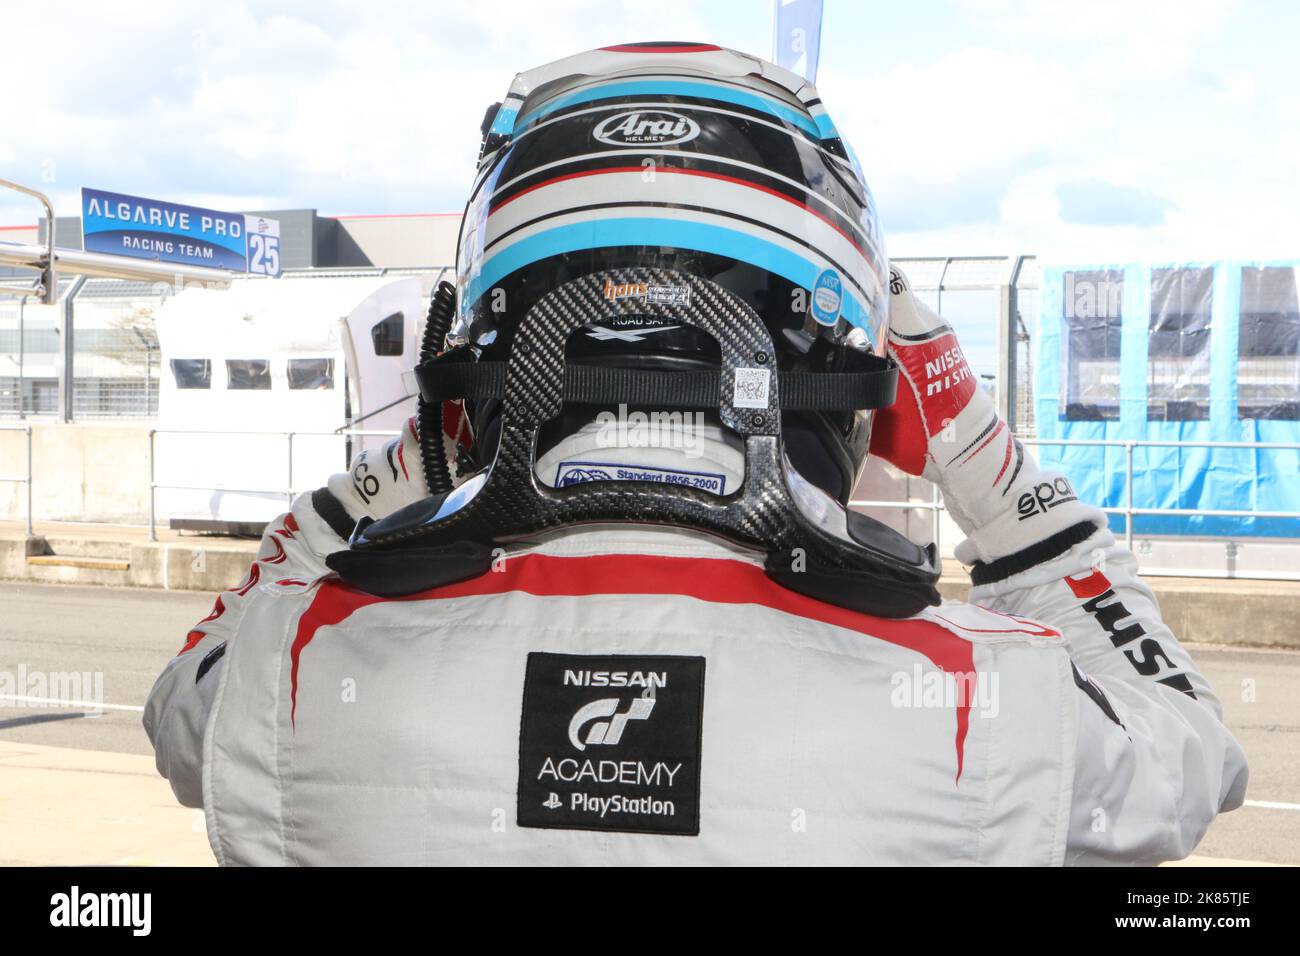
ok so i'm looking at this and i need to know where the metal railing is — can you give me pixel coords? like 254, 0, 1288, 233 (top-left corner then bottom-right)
1026, 439, 1300, 552
147, 428, 400, 541
849, 438, 1300, 563
0, 423, 33, 536
851, 484, 948, 555
0, 178, 56, 302
891, 255, 1040, 435
5, 426, 1298, 576
2, 263, 454, 424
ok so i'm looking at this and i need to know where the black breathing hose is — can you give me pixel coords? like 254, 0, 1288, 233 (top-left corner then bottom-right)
417, 280, 458, 496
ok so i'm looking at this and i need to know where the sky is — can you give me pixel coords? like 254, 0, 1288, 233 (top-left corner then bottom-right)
1, 0, 1295, 264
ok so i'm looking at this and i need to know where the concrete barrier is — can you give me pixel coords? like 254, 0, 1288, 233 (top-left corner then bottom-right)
0, 526, 258, 592
0, 423, 153, 524
937, 574, 1300, 648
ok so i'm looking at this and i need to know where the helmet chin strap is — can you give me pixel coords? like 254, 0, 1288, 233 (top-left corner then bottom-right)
533, 415, 746, 494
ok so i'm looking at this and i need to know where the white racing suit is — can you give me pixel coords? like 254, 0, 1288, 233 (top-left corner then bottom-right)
144, 417, 1248, 865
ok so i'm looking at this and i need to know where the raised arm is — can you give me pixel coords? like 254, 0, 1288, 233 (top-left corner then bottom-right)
870, 269, 1248, 863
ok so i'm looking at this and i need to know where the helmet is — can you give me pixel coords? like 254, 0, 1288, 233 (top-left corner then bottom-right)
450, 41, 890, 502
335, 42, 940, 617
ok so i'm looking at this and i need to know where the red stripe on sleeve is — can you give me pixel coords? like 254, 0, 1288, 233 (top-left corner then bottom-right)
1064, 569, 1112, 599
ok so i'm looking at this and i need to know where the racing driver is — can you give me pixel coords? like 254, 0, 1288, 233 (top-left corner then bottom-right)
145, 42, 1247, 865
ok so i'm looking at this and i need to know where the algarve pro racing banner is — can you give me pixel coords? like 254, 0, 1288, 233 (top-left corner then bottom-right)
81, 187, 280, 276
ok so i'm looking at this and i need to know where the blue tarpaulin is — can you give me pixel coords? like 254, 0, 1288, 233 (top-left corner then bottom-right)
1035, 261, 1300, 537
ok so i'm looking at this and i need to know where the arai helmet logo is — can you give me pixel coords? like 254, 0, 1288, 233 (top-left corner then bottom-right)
593, 110, 700, 146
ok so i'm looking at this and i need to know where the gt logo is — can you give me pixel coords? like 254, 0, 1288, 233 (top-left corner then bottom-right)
568, 696, 655, 750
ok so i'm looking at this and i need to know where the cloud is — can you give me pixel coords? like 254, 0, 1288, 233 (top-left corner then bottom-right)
1, 0, 1295, 264
815, 46, 1085, 250
0, 0, 713, 225
880, 155, 1051, 233
821, 47, 1084, 184
952, 0, 1243, 83
1054, 178, 1175, 228
815, 0, 1300, 259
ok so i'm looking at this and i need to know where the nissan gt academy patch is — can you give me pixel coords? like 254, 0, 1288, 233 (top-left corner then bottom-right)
517, 653, 705, 836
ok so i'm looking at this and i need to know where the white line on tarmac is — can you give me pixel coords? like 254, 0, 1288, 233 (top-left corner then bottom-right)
0, 695, 145, 713
1244, 799, 1300, 812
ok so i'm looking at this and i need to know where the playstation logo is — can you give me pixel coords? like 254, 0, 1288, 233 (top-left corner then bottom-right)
543, 792, 562, 810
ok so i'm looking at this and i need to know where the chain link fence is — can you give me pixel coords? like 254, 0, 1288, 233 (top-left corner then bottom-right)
0, 278, 66, 417
0, 277, 166, 418
69, 280, 163, 418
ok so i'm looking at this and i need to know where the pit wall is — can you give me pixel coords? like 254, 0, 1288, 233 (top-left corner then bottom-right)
0, 423, 152, 524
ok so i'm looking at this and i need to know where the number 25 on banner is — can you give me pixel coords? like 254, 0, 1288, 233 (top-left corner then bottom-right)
245, 215, 282, 277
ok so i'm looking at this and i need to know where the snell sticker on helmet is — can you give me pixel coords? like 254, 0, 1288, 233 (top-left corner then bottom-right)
593, 110, 700, 146
811, 269, 843, 326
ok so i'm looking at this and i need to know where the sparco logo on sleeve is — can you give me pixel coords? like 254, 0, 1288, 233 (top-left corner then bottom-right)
518, 653, 706, 836
593, 110, 700, 146
1016, 477, 1078, 520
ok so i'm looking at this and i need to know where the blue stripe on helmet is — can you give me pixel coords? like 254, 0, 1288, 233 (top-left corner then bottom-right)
466, 217, 877, 346
514, 79, 826, 140
489, 106, 519, 136
813, 113, 838, 139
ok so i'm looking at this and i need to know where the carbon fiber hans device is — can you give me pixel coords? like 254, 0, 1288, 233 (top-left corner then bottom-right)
333, 269, 941, 617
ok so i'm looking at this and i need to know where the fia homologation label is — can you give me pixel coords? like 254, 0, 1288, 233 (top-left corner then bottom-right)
517, 653, 705, 836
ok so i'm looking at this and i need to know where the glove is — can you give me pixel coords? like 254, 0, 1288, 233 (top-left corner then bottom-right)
327, 416, 430, 522
869, 267, 1106, 566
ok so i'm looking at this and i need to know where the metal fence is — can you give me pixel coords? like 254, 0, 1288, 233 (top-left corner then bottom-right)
848, 437, 1300, 577
4, 260, 1035, 424
891, 256, 1039, 436
1, 266, 441, 422
4, 420, 1295, 578
147, 428, 400, 540
0, 277, 165, 419
0, 423, 33, 536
